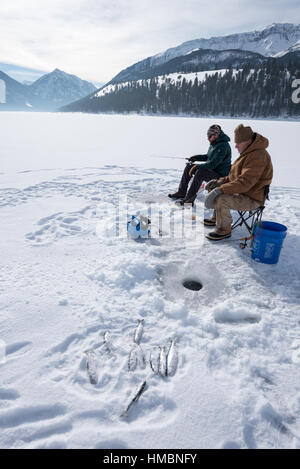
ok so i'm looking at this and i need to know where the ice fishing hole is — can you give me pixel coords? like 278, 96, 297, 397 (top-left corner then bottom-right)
182, 279, 203, 291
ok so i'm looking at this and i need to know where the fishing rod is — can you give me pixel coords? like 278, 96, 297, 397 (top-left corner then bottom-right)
150, 155, 190, 161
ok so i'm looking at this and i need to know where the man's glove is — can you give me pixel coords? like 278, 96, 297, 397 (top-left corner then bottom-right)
189, 165, 197, 177
205, 179, 221, 192
187, 155, 198, 162
204, 188, 222, 209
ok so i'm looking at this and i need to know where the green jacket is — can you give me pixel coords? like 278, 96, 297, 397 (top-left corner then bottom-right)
193, 131, 231, 176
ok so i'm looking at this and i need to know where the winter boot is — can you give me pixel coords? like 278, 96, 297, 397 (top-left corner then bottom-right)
206, 227, 231, 241
168, 191, 185, 199
203, 213, 216, 226
175, 196, 195, 207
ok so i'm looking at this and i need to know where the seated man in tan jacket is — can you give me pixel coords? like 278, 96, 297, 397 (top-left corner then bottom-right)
204, 124, 273, 241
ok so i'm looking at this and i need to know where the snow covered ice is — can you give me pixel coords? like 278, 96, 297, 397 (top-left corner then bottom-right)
0, 112, 300, 449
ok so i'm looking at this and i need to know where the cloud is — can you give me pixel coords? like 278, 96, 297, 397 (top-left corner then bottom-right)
0, 0, 299, 83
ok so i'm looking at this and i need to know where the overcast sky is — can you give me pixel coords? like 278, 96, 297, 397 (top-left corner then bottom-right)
0, 0, 300, 83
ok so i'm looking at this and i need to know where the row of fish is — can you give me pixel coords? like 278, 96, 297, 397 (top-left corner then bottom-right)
123, 320, 178, 418
128, 319, 179, 377
128, 341, 178, 377
84, 320, 178, 418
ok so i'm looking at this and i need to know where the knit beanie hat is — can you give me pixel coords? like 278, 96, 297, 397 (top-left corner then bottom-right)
234, 124, 254, 143
207, 124, 221, 138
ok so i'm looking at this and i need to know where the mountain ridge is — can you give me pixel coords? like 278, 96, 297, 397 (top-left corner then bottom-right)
109, 23, 300, 86
0, 68, 96, 110
110, 48, 267, 84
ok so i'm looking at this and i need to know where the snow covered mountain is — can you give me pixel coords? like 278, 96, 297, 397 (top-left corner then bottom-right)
0, 68, 97, 111
28, 68, 96, 110
61, 52, 300, 117
150, 23, 300, 65
111, 23, 300, 85
0, 71, 33, 110
111, 49, 266, 84
61, 23, 300, 117
280, 39, 300, 55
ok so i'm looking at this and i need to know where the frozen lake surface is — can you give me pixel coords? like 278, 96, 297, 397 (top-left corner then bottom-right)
0, 112, 299, 449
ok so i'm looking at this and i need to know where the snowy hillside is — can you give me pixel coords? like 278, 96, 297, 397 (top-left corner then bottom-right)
0, 113, 299, 449
29, 69, 96, 110
151, 23, 300, 66
107, 23, 300, 86
94, 70, 232, 98
0, 71, 33, 110
64, 62, 300, 118
288, 40, 300, 53
0, 69, 96, 111
63, 24, 300, 117
110, 49, 265, 85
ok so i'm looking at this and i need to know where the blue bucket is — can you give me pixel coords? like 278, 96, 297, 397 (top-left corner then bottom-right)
251, 221, 287, 264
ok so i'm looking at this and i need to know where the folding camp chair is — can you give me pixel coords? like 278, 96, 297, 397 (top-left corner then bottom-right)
231, 186, 270, 247
231, 205, 265, 235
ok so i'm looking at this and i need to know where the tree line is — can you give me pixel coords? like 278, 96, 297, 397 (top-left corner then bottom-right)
67, 61, 300, 118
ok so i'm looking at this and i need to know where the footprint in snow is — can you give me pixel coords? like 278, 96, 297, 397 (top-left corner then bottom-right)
0, 403, 67, 429
25, 207, 95, 246
5, 341, 32, 358
212, 301, 261, 324
0, 388, 20, 400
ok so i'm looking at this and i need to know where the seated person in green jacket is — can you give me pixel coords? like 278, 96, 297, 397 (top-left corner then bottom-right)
168, 124, 232, 206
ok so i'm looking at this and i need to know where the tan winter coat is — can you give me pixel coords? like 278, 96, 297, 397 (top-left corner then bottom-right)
219, 133, 273, 203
